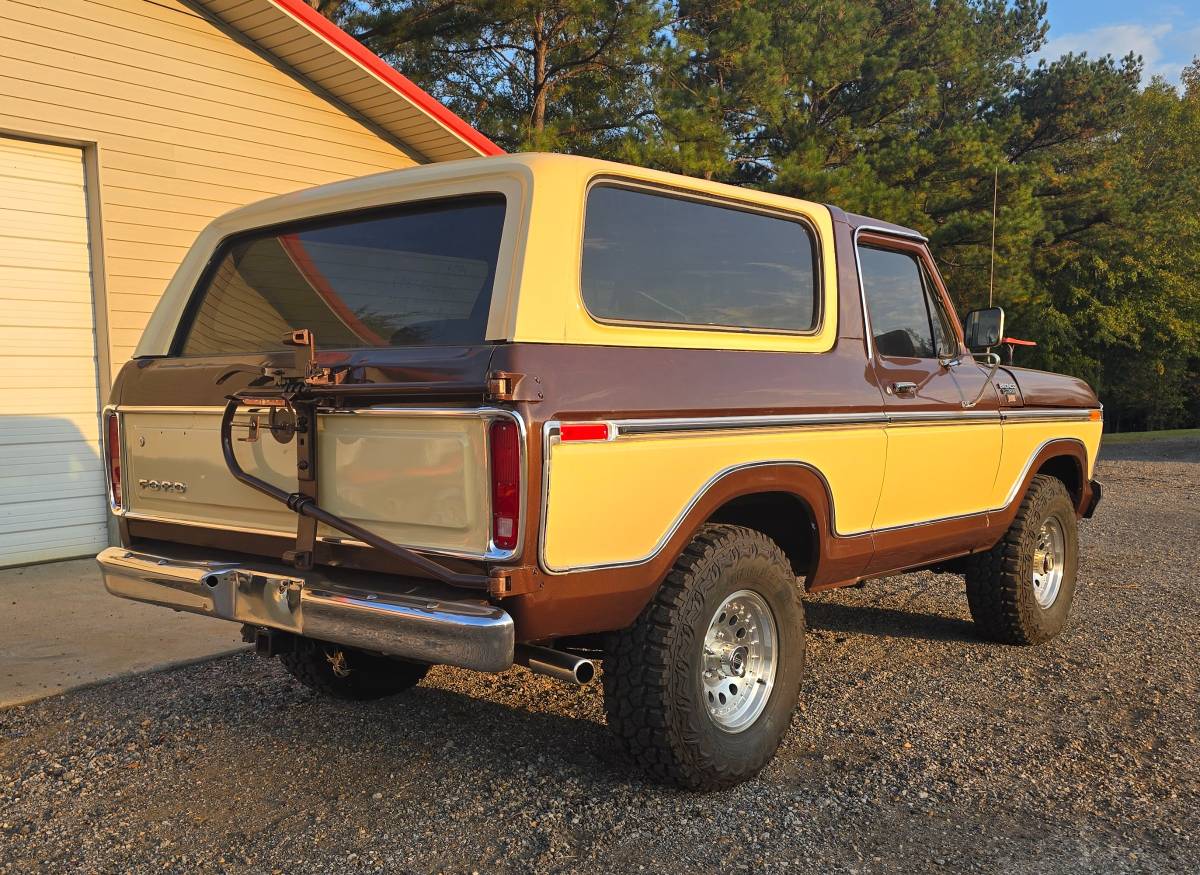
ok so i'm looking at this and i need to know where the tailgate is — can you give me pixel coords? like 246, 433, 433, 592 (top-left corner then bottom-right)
120, 407, 494, 558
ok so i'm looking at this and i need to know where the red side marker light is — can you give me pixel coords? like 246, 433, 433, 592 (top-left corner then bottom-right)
559, 422, 614, 442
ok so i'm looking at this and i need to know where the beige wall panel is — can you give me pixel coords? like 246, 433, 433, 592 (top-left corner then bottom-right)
0, 55, 402, 150
99, 141, 375, 188
101, 205, 215, 235
103, 239, 190, 264
0, 98, 398, 178
107, 309, 157, 330
18, 0, 297, 73
2, 0, 418, 381
105, 222, 211, 250
103, 258, 180, 280
0, 80, 401, 168
5, 4, 309, 94
1, 22, 372, 126
100, 153, 284, 198
100, 274, 173, 296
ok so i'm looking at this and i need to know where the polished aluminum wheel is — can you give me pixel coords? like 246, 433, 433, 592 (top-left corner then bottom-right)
1032, 517, 1065, 609
701, 590, 778, 732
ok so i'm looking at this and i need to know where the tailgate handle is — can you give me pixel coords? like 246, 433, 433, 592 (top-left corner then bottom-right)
236, 415, 260, 443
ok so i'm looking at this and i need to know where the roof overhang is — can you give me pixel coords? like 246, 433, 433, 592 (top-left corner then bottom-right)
191, 0, 504, 162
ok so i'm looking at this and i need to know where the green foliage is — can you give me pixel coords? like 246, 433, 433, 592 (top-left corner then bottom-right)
332, 1, 1200, 430
334, 0, 665, 154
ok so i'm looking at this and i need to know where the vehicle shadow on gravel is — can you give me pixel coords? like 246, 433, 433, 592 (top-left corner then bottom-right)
804, 597, 977, 642
241, 663, 628, 782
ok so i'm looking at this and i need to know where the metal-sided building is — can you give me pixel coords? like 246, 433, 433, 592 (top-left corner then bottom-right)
0, 0, 501, 565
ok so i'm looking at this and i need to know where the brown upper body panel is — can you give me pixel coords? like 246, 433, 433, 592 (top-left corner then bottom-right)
1002, 366, 1100, 410
111, 345, 498, 409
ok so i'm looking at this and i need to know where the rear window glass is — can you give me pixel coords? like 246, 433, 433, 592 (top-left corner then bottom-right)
177, 194, 506, 355
580, 185, 819, 333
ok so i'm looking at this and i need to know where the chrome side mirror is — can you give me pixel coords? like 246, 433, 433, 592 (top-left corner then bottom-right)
963, 306, 1004, 351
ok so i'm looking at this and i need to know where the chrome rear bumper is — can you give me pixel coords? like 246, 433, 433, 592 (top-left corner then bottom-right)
96, 547, 514, 672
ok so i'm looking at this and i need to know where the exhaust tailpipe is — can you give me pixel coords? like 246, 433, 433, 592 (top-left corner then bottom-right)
515, 644, 596, 686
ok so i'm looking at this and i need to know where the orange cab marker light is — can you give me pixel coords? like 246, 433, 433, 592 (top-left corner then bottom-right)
559, 422, 615, 442
1089, 410, 1102, 421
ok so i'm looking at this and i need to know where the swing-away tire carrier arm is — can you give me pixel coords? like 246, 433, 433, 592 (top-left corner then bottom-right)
219, 397, 492, 591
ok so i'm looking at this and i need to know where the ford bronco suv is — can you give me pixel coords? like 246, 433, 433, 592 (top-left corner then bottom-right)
98, 154, 1102, 789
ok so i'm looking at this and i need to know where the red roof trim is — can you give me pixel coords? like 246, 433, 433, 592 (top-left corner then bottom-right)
269, 0, 504, 158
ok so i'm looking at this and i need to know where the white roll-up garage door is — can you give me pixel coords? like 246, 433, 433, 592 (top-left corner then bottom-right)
0, 136, 107, 566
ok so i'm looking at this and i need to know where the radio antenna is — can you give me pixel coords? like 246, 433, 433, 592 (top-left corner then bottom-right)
988, 167, 998, 308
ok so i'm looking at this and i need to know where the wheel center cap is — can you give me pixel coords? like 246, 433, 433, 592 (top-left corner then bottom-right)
725, 645, 749, 678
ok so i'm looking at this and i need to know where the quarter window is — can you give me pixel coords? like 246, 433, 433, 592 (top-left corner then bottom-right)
581, 185, 820, 333
859, 245, 956, 359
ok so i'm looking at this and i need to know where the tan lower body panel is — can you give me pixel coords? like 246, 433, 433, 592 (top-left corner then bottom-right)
542, 418, 1103, 572
542, 425, 887, 571
871, 421, 1003, 530
991, 419, 1103, 505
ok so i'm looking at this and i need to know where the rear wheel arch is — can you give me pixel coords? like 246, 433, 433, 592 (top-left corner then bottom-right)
706, 490, 819, 579
514, 463, 842, 642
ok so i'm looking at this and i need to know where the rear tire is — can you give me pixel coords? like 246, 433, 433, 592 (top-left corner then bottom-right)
279, 639, 429, 700
602, 524, 806, 790
966, 474, 1079, 645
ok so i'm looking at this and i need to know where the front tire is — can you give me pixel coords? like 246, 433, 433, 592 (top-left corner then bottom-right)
603, 524, 806, 790
966, 474, 1079, 645
278, 639, 429, 700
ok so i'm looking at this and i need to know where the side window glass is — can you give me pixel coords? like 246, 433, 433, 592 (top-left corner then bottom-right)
581, 185, 820, 333
858, 246, 935, 358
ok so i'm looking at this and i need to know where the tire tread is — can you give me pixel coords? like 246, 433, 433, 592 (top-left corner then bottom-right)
965, 474, 1076, 645
602, 524, 802, 789
279, 641, 429, 701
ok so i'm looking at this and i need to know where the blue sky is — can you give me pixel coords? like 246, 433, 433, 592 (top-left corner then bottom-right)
1040, 0, 1200, 85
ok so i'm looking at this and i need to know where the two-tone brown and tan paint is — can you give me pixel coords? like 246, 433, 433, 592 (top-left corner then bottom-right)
109, 154, 1101, 644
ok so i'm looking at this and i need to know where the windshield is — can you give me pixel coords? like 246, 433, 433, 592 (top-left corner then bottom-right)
176, 194, 506, 355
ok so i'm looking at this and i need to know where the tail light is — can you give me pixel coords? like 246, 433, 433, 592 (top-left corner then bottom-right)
489, 419, 521, 552
105, 412, 122, 510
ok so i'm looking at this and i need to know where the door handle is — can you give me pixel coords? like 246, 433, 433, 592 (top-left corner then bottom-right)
889, 381, 918, 398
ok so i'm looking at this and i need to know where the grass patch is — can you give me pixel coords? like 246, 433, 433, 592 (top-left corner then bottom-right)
1102, 428, 1200, 445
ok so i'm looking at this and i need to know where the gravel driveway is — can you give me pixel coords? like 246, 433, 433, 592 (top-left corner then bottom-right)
2, 439, 1197, 874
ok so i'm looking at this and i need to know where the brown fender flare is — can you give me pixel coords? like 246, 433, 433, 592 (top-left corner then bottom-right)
995, 438, 1094, 524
